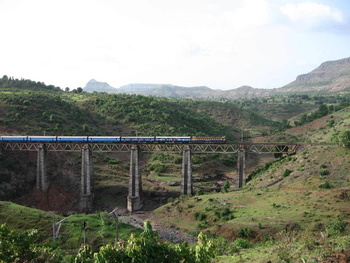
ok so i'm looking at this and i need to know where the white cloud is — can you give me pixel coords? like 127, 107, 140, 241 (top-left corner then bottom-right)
280, 2, 345, 28
0, 0, 349, 90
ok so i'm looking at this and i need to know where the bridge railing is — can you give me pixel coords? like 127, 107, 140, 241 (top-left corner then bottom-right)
0, 142, 306, 154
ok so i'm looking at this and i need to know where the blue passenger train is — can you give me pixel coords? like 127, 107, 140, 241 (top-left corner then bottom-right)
0, 136, 226, 144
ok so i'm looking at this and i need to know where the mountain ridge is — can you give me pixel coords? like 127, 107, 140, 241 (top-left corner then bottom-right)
84, 56, 350, 98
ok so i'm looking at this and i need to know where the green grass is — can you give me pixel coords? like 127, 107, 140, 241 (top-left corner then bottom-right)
155, 146, 350, 237
0, 201, 142, 251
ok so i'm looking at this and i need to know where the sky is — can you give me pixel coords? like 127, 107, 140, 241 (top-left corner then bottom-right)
0, 0, 349, 90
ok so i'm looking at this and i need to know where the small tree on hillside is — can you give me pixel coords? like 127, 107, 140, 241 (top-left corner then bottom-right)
221, 181, 230, 193
337, 130, 350, 148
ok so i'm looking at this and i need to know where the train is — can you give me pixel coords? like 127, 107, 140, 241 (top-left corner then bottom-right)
0, 136, 226, 144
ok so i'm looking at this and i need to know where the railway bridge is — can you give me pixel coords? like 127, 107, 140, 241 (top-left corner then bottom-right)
0, 141, 302, 212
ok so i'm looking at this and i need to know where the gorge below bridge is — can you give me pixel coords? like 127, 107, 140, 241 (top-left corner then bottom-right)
0, 140, 312, 212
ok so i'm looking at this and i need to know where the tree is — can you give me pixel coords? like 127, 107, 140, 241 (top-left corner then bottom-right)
338, 130, 350, 148
0, 224, 38, 262
221, 181, 230, 193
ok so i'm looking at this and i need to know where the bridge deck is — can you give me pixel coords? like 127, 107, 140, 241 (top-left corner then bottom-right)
0, 142, 334, 153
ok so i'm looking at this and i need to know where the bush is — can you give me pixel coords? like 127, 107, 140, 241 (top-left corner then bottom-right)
0, 224, 40, 263
194, 212, 207, 221
337, 130, 350, 148
319, 181, 332, 189
214, 207, 235, 221
233, 238, 252, 249
149, 163, 167, 174
327, 217, 347, 234
221, 181, 230, 193
282, 169, 292, 177
237, 228, 252, 238
319, 169, 330, 176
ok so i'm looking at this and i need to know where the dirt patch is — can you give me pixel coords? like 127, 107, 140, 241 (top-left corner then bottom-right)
286, 115, 337, 135
17, 184, 79, 212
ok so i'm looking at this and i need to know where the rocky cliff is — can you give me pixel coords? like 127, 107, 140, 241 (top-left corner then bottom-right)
280, 57, 350, 93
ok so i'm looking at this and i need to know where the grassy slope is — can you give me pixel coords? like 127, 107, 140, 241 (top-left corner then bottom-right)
253, 105, 350, 143
155, 146, 350, 261
0, 201, 142, 250
153, 105, 350, 261
155, 145, 350, 232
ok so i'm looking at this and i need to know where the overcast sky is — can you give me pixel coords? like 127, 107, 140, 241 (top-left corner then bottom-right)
0, 0, 349, 90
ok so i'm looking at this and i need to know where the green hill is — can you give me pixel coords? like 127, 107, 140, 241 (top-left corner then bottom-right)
1, 75, 350, 262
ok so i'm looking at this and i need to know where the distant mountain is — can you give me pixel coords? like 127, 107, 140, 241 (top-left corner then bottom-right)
84, 81, 271, 99
84, 79, 118, 93
280, 57, 350, 93
84, 57, 350, 98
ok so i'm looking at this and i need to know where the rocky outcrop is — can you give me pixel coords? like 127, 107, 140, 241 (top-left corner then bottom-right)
280, 57, 350, 92
84, 79, 118, 93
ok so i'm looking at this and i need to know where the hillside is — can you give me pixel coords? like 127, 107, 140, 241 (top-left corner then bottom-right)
280, 57, 350, 93
1, 75, 350, 262
0, 76, 285, 212
154, 144, 350, 262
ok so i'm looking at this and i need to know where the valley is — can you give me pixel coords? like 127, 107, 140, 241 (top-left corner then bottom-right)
0, 70, 350, 262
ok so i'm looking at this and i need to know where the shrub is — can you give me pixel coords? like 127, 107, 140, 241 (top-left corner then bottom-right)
221, 181, 230, 193
237, 228, 252, 238
319, 181, 332, 189
337, 130, 350, 148
233, 238, 252, 249
319, 169, 330, 176
194, 212, 207, 221
282, 169, 292, 177
327, 120, 335, 127
149, 163, 167, 174
327, 217, 347, 234
214, 207, 235, 221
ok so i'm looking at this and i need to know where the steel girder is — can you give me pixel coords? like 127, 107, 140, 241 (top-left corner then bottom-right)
0, 142, 302, 154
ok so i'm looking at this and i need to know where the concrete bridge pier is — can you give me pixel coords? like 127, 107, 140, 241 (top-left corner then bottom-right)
237, 146, 246, 188
181, 145, 193, 195
37, 144, 50, 192
127, 145, 143, 212
80, 145, 93, 212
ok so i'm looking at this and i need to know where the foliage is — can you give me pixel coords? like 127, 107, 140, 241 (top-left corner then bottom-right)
318, 181, 332, 189
0, 224, 40, 262
221, 181, 230, 193
194, 212, 207, 221
214, 207, 235, 221
336, 130, 350, 148
295, 102, 346, 127
0, 75, 61, 92
237, 228, 252, 238
326, 217, 347, 235
75, 244, 94, 263
0, 221, 216, 263
246, 155, 296, 182
233, 238, 252, 249
282, 169, 292, 177
319, 169, 330, 176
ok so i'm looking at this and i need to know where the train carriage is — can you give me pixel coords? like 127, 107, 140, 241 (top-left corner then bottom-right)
155, 136, 191, 143
120, 136, 155, 143
56, 136, 88, 142
88, 136, 121, 142
0, 136, 28, 141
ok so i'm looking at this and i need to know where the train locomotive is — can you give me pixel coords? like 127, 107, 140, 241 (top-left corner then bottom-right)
0, 136, 226, 144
